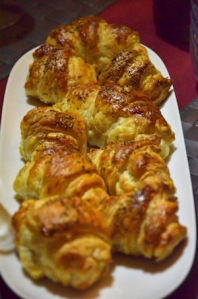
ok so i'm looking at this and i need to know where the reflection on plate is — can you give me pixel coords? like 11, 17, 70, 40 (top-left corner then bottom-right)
0, 47, 196, 299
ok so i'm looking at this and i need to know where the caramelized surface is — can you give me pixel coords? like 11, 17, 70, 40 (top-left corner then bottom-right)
55, 84, 175, 158
20, 106, 88, 160
25, 44, 97, 104
46, 15, 140, 71
14, 145, 107, 204
88, 138, 176, 195
13, 197, 111, 290
99, 49, 172, 105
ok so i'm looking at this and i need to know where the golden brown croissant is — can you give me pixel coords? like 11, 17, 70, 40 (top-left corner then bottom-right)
25, 44, 97, 104
86, 138, 186, 260
46, 15, 140, 72
12, 196, 112, 290
19, 106, 88, 161
13, 144, 108, 204
55, 84, 175, 158
99, 187, 186, 261
87, 137, 176, 196
12, 189, 186, 292
25, 16, 172, 106
99, 49, 172, 105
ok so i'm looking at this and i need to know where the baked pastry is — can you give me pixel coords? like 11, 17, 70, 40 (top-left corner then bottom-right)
87, 137, 176, 196
54, 83, 100, 138
100, 187, 186, 261
55, 84, 175, 158
99, 49, 172, 105
12, 196, 112, 290
45, 15, 140, 72
13, 143, 108, 204
14, 108, 107, 203
13, 188, 186, 288
25, 44, 97, 104
13, 122, 187, 289
12, 15, 187, 291
13, 107, 186, 263
19, 106, 88, 161
25, 16, 172, 106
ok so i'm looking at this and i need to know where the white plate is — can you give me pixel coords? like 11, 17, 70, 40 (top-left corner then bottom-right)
0, 47, 196, 299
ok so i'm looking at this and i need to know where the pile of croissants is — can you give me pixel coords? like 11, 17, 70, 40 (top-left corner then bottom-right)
12, 16, 187, 290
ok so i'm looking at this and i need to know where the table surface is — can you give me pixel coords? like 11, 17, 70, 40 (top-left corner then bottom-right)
0, 0, 197, 298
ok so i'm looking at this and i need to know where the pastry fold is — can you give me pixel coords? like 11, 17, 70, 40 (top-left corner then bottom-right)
99, 49, 172, 105
19, 106, 88, 161
12, 196, 112, 290
25, 44, 97, 104
88, 138, 175, 196
25, 16, 172, 106
55, 84, 175, 158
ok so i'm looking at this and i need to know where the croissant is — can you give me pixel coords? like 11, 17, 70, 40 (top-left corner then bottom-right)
99, 49, 172, 105
45, 15, 140, 72
12, 188, 186, 293
99, 187, 186, 261
12, 196, 112, 290
25, 16, 172, 106
54, 84, 175, 158
14, 107, 107, 204
13, 143, 108, 204
24, 44, 97, 104
19, 106, 88, 161
87, 137, 176, 196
